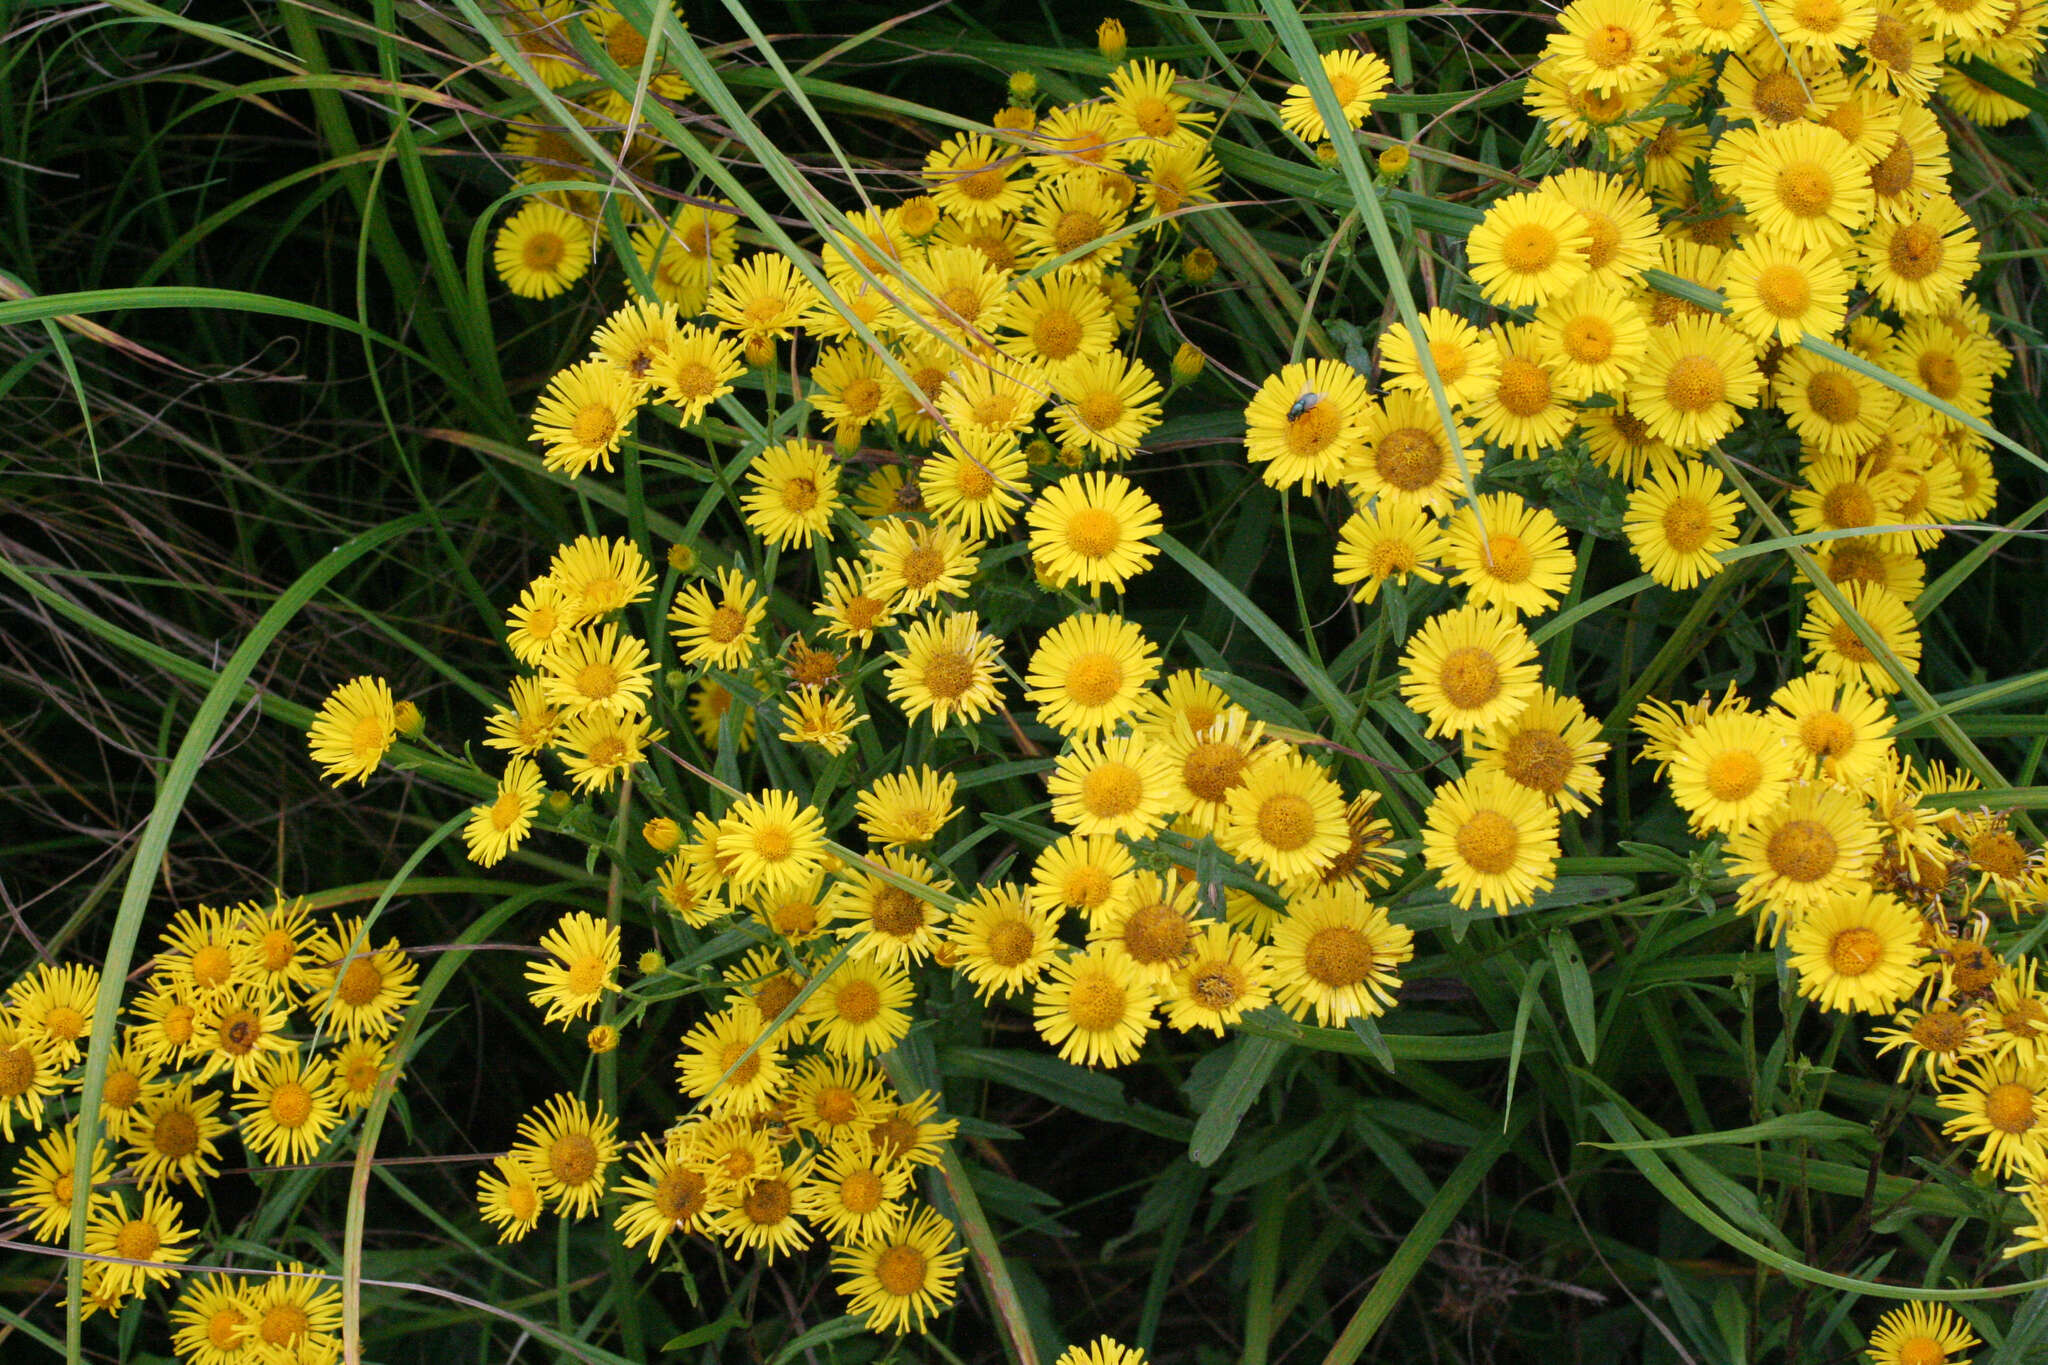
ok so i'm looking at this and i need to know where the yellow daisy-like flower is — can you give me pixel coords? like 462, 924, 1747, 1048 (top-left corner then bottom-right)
923, 131, 1032, 222
611, 1135, 710, 1260
1029, 101, 1132, 180
241, 1261, 342, 1360
1864, 1302, 1980, 1365
1162, 925, 1273, 1035
1217, 751, 1351, 886
1420, 770, 1561, 914
1018, 172, 1130, 277
829, 847, 952, 965
1057, 1338, 1151, 1365
868, 1090, 959, 1168
1939, 1056, 2048, 1180
1544, 0, 1671, 92
1768, 672, 1893, 785
1048, 733, 1177, 840
886, 610, 1005, 731
1050, 349, 1163, 459
82, 1185, 197, 1303
464, 755, 545, 868
1785, 886, 1926, 1013
1799, 583, 1921, 695
1627, 316, 1764, 451
477, 1151, 548, 1244
1732, 121, 1875, 252
716, 790, 828, 900
235, 1050, 340, 1166
523, 910, 619, 1026
1911, 0, 2015, 42
809, 340, 895, 445
948, 884, 1064, 1001
832, 1201, 968, 1334
1722, 239, 1852, 346
1106, 57, 1214, 146
504, 578, 575, 669
1269, 884, 1414, 1025
1667, 709, 1800, 835
530, 360, 638, 478
1579, 401, 1679, 486
1533, 281, 1649, 399
815, 563, 898, 648
899, 244, 1012, 346
669, 566, 766, 670
1779, 358, 1899, 460
1243, 358, 1375, 493
855, 767, 960, 848
1343, 390, 1474, 515
1026, 611, 1161, 737
1466, 191, 1593, 310
1028, 471, 1163, 593
1333, 501, 1447, 604
1377, 308, 1500, 409
1445, 492, 1575, 618
935, 351, 1049, 439
1671, 0, 1763, 48
1087, 872, 1201, 986
1539, 167, 1662, 288
920, 430, 1029, 539
675, 1002, 788, 1117
1277, 48, 1393, 143
1156, 708, 1281, 835
632, 200, 736, 311
1469, 685, 1609, 816
799, 1136, 910, 1250
125, 1077, 228, 1190
1860, 193, 1980, 315
7, 1120, 114, 1243
1762, 0, 1878, 55
706, 250, 818, 345
715, 1158, 816, 1262
998, 268, 1116, 368
1623, 461, 1742, 589
1135, 668, 1232, 738
741, 439, 841, 549
1470, 323, 1575, 458
863, 517, 980, 611
555, 709, 664, 792
493, 200, 590, 300
1398, 604, 1542, 738
787, 1056, 889, 1142
1988, 961, 2048, 1070
801, 957, 915, 1059
650, 322, 744, 426
329, 1038, 393, 1114
539, 623, 657, 718
306, 675, 397, 787
6, 961, 96, 1069
1033, 946, 1156, 1068
547, 533, 656, 624
1870, 1003, 1993, 1085
307, 915, 420, 1042
1032, 834, 1136, 925
511, 1092, 620, 1219
191, 986, 295, 1089
1137, 141, 1223, 218
1725, 782, 1882, 929
167, 1271, 259, 1365
779, 688, 862, 754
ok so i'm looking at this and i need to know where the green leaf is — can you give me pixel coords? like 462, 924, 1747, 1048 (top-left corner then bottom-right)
1345, 1014, 1398, 1074
1189, 1034, 1289, 1166
942, 1047, 1195, 1141
1548, 930, 1598, 1063
1585, 1111, 1870, 1152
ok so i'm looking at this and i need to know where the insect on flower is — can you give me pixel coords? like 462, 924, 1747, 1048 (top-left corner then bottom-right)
1285, 392, 1321, 421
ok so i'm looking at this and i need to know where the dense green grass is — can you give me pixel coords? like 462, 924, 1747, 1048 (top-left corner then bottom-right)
5, 1, 2048, 1362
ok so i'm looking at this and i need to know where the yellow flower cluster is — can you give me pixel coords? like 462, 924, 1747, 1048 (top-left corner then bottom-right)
1, 895, 411, 1338
1638, 678, 2048, 1216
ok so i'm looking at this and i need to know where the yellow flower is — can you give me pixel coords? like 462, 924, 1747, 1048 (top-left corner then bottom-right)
493, 200, 590, 300
1444, 492, 1575, 618
1532, 281, 1649, 399
529, 360, 640, 478
716, 790, 828, 900
1466, 191, 1593, 310
235, 1050, 340, 1165
1032, 833, 1136, 924
523, 911, 620, 1026
1048, 734, 1177, 840
863, 517, 981, 611
1033, 947, 1156, 1068
855, 767, 960, 848
1420, 770, 1561, 914
1468, 685, 1609, 815
1470, 323, 1575, 459
1397, 604, 1541, 738
1667, 709, 1800, 835
675, 1002, 788, 1117
948, 884, 1063, 1001
800, 1135, 912, 1246
1863, 1302, 1981, 1365
1344, 390, 1474, 515
168, 1272, 260, 1365
1026, 611, 1161, 737
125, 1077, 228, 1191
1217, 751, 1351, 886
306, 915, 421, 1042
669, 566, 766, 670
1050, 349, 1163, 459
1725, 782, 1883, 931
832, 1201, 967, 1333
1277, 48, 1392, 142
82, 1186, 196, 1304
742, 438, 841, 549
306, 675, 397, 787
555, 709, 664, 792
1269, 884, 1414, 1025
1785, 886, 1926, 1013
1543, 0, 1671, 92
706, 250, 818, 344
1163, 925, 1273, 1035
920, 429, 1030, 539
1627, 316, 1763, 451
1243, 358, 1376, 493
1018, 172, 1130, 277
1623, 461, 1741, 590
885, 610, 1006, 731
510, 1092, 619, 1219
923, 131, 1033, 222
1860, 192, 1980, 315
7, 1120, 114, 1243
612, 1136, 710, 1260
999, 268, 1117, 368
1730, 121, 1874, 253
801, 957, 915, 1059
1028, 470, 1163, 592
1799, 582, 1921, 694
1938, 1056, 2048, 1180
539, 623, 657, 718
1333, 501, 1447, 604
829, 847, 953, 965
1376, 308, 1500, 408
